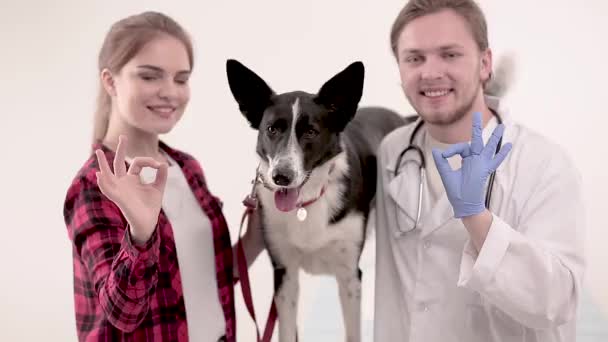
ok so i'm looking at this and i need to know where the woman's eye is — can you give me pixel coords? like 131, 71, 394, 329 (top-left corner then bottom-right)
175, 77, 189, 85
267, 126, 277, 135
140, 75, 157, 81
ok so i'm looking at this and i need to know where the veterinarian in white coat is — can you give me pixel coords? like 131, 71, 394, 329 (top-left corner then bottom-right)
373, 1, 586, 342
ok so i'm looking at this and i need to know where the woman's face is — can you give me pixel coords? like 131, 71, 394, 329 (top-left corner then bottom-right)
103, 34, 192, 135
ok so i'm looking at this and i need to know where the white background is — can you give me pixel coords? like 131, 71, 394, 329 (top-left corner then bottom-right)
1, 0, 606, 341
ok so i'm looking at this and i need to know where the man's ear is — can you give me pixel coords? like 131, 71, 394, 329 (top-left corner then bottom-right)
226, 59, 275, 130
100, 68, 117, 97
314, 61, 365, 132
480, 48, 493, 84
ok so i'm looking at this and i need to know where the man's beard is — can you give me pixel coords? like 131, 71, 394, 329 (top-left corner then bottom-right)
414, 81, 481, 126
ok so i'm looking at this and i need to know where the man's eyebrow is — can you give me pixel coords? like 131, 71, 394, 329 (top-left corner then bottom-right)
400, 44, 465, 55
400, 48, 423, 55
438, 44, 465, 50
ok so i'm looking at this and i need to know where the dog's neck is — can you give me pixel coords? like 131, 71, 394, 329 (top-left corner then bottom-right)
295, 162, 335, 208
297, 186, 327, 208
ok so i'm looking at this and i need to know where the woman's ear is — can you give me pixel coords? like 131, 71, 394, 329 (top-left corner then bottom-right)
100, 69, 117, 97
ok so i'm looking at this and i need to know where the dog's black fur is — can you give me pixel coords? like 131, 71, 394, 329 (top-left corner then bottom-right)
226, 59, 409, 342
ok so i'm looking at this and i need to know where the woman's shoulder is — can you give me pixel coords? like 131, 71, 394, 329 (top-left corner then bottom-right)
159, 141, 219, 198
63, 148, 109, 232
159, 140, 205, 173
159, 140, 194, 159
63, 143, 121, 218
69, 143, 114, 188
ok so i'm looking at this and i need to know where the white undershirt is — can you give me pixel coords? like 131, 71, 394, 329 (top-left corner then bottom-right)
423, 129, 457, 209
135, 153, 226, 341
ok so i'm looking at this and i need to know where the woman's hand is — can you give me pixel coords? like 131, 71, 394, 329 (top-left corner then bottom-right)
95, 135, 169, 244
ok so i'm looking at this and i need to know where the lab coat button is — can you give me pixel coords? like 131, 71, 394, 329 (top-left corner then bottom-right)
423, 241, 431, 249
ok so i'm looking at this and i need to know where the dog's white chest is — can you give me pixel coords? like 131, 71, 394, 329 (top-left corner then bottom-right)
298, 213, 365, 275
256, 151, 364, 276
263, 195, 335, 252
261, 192, 364, 275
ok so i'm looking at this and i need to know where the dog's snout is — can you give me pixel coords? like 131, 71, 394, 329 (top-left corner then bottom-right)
272, 168, 294, 187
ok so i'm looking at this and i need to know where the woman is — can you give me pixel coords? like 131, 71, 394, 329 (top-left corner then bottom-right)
63, 11, 263, 342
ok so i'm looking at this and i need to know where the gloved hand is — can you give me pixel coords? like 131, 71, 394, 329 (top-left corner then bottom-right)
431, 112, 513, 218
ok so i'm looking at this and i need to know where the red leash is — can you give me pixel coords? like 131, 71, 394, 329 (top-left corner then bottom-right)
236, 164, 332, 341
236, 186, 277, 342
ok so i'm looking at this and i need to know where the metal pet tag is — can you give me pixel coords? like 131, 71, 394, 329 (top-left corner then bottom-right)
296, 207, 307, 221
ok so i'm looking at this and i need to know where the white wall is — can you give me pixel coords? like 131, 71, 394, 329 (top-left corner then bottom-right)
1, 0, 606, 341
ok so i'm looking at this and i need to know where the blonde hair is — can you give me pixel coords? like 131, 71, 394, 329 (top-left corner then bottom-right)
93, 11, 194, 144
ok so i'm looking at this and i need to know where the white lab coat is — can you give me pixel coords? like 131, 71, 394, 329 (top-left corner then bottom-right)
373, 101, 586, 342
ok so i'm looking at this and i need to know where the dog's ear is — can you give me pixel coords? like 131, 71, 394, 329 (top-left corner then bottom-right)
226, 59, 275, 130
314, 61, 364, 132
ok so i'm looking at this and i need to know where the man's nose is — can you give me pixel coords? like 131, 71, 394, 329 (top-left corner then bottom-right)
420, 57, 445, 80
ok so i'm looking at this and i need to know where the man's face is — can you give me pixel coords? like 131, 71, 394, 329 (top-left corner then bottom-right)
396, 9, 491, 126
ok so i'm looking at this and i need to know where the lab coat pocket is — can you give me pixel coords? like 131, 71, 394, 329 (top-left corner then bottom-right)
386, 164, 421, 234
491, 307, 525, 340
466, 303, 524, 342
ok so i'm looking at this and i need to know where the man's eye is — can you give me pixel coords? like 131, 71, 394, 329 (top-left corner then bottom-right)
405, 55, 422, 64
444, 52, 460, 59
267, 126, 278, 135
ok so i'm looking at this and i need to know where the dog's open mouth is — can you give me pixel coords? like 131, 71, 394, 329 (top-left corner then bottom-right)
274, 187, 300, 212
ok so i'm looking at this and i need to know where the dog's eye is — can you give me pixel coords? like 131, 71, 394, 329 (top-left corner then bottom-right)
267, 126, 278, 136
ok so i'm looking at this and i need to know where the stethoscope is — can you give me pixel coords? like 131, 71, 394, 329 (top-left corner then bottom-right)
392, 111, 503, 235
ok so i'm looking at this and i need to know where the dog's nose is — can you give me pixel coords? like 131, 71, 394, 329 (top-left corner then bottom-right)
272, 170, 294, 186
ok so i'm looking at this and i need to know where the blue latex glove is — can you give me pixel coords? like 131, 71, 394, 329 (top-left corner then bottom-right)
431, 112, 513, 218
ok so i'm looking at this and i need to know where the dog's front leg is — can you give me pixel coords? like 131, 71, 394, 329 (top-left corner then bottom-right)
275, 267, 299, 342
337, 270, 361, 342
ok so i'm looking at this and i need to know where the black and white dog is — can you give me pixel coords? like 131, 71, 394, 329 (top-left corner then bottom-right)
226, 59, 407, 342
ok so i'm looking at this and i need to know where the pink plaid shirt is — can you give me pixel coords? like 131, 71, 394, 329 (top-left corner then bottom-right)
63, 141, 236, 341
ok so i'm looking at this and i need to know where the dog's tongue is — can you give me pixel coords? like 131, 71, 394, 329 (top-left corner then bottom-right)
274, 188, 299, 212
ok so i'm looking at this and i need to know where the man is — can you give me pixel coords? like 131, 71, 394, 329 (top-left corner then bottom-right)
373, 0, 586, 341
